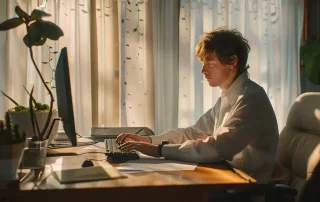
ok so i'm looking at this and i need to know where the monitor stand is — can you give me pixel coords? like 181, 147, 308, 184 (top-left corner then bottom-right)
49, 131, 96, 148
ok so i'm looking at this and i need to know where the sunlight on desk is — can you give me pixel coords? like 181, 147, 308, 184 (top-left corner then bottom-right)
117, 153, 197, 173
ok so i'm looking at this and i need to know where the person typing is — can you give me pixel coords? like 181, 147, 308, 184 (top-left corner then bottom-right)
116, 28, 279, 184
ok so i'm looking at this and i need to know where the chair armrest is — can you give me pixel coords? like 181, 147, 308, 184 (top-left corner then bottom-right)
269, 183, 297, 196
226, 183, 297, 198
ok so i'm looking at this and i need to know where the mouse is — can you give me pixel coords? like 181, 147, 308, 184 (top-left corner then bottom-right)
82, 160, 94, 168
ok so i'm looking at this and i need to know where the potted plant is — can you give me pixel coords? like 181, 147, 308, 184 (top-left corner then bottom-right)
1, 88, 59, 145
0, 112, 26, 180
0, 6, 63, 168
300, 35, 320, 85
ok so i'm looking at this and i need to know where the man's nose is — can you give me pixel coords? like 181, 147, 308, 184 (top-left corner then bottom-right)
201, 64, 205, 74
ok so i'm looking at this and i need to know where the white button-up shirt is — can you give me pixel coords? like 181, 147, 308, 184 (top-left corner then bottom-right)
150, 72, 279, 183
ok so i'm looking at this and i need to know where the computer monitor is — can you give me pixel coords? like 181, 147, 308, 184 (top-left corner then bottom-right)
55, 47, 77, 146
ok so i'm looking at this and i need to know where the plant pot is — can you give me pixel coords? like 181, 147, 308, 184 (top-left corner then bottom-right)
0, 142, 26, 180
9, 111, 59, 145
22, 138, 48, 169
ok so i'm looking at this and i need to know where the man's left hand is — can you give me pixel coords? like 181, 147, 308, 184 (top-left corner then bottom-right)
117, 141, 161, 158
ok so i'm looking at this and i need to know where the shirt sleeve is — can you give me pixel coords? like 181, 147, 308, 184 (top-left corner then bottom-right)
150, 108, 215, 145
161, 95, 270, 163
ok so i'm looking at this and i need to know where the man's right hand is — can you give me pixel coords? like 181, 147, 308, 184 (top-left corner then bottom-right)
116, 133, 151, 145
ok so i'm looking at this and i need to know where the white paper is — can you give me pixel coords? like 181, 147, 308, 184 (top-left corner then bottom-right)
117, 153, 197, 173
83, 142, 105, 150
49, 156, 87, 171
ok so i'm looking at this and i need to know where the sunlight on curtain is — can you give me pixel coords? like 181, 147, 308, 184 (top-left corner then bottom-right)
0, 0, 155, 135
0, 0, 49, 118
94, 0, 120, 127
178, 0, 304, 131
0, 0, 117, 136
55, 0, 92, 136
120, 0, 155, 130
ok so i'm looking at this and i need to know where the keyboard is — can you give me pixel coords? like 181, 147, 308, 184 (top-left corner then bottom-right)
104, 139, 140, 162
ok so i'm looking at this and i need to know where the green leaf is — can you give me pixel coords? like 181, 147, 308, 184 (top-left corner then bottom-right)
23, 34, 32, 47
23, 34, 47, 47
33, 37, 47, 46
0, 18, 24, 31
42, 104, 49, 110
37, 20, 64, 40
15, 6, 29, 20
305, 54, 320, 85
30, 9, 51, 21
300, 39, 320, 60
1, 91, 20, 106
35, 102, 44, 110
28, 21, 42, 43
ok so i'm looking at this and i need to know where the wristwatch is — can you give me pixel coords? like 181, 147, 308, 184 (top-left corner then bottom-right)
158, 140, 169, 157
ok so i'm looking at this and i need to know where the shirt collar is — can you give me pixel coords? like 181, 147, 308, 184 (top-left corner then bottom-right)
221, 71, 250, 106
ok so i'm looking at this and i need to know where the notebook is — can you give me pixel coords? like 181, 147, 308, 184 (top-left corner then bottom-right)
51, 156, 125, 184
53, 165, 125, 184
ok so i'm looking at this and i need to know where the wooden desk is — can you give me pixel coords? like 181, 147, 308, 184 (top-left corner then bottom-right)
0, 147, 256, 202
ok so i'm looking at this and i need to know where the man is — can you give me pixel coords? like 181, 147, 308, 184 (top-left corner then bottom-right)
116, 28, 279, 183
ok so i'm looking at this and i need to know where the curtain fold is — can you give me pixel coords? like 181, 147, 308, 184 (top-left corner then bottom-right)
178, 0, 304, 131
152, 0, 180, 134
95, 0, 119, 127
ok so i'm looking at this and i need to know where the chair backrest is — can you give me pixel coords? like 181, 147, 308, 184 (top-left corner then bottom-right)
276, 92, 320, 201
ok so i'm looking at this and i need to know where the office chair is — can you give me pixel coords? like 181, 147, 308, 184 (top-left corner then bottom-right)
271, 92, 320, 202
224, 92, 320, 202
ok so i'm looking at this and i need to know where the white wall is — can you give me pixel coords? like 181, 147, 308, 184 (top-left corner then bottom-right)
0, 1, 7, 118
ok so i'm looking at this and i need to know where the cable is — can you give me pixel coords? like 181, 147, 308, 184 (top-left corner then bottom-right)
76, 132, 82, 138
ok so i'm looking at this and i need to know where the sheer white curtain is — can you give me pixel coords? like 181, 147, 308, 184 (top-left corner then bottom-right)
178, 0, 304, 131
152, 0, 180, 134
0, 0, 304, 136
0, 0, 155, 136
120, 0, 155, 130
0, 0, 93, 136
0, 0, 54, 121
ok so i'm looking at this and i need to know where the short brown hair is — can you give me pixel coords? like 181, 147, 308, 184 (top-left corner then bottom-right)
195, 28, 251, 71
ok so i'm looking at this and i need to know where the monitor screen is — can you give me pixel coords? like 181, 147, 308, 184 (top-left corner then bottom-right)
55, 47, 77, 146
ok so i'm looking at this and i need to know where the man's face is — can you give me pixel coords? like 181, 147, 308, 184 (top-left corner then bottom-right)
201, 52, 231, 87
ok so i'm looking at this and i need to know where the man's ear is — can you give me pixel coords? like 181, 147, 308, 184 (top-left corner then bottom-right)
231, 55, 238, 67
229, 55, 238, 70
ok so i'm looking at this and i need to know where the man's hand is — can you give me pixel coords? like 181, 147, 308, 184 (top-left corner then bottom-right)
118, 141, 160, 158
116, 133, 151, 144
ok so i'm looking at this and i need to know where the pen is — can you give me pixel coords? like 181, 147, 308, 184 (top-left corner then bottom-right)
134, 127, 144, 134
223, 160, 252, 183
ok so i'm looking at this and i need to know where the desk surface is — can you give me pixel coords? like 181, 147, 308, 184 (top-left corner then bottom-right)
0, 147, 257, 202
